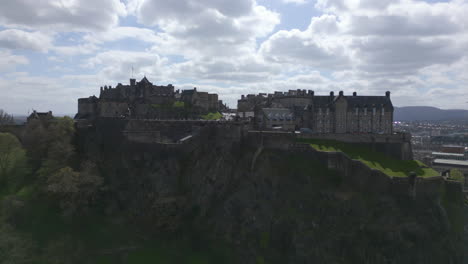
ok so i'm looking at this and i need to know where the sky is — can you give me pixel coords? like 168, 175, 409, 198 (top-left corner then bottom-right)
0, 0, 467, 115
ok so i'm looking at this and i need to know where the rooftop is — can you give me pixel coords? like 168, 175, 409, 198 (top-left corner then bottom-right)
432, 152, 465, 157
433, 159, 468, 167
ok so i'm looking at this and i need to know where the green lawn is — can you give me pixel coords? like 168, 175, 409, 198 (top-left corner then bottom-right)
201, 112, 223, 120
297, 138, 440, 178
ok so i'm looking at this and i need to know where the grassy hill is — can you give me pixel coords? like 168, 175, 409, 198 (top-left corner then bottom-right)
297, 138, 439, 178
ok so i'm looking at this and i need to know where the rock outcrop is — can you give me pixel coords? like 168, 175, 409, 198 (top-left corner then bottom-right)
77, 122, 465, 264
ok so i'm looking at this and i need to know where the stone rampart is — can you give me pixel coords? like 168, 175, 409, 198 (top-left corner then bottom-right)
288, 142, 447, 199
248, 131, 454, 199
297, 132, 413, 160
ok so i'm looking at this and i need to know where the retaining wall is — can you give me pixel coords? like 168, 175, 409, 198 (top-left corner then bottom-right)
248, 131, 454, 199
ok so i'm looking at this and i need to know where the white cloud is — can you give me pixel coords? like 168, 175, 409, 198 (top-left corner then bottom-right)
282, 0, 308, 5
0, 50, 29, 72
259, 16, 350, 70
0, 0, 126, 31
84, 50, 169, 82
83, 27, 160, 44
168, 56, 281, 83
0, 29, 53, 52
129, 0, 280, 58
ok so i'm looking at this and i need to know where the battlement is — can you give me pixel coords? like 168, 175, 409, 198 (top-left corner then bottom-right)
76, 77, 223, 120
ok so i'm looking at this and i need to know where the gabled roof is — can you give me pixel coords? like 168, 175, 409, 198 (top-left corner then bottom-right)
139, 76, 152, 85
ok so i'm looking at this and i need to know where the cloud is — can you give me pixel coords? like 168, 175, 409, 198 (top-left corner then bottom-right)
168, 56, 281, 83
0, 0, 126, 31
259, 15, 350, 70
84, 50, 169, 82
282, 0, 308, 5
129, 0, 280, 58
0, 50, 29, 72
0, 29, 53, 52
83, 27, 160, 44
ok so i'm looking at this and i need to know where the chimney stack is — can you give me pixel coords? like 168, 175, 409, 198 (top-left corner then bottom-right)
385, 91, 391, 97
130, 79, 136, 86
330, 91, 334, 97
353, 92, 357, 96
339, 91, 344, 96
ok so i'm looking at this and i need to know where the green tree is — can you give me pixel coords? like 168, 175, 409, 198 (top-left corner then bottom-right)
46, 161, 103, 215
0, 133, 28, 189
23, 116, 76, 174
0, 109, 14, 125
0, 224, 35, 264
450, 169, 464, 184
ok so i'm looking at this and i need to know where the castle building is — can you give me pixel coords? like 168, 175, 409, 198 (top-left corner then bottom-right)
238, 90, 394, 134
76, 77, 222, 120
27, 110, 54, 123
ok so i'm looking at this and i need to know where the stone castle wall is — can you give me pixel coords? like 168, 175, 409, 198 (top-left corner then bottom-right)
247, 131, 454, 200
297, 132, 413, 160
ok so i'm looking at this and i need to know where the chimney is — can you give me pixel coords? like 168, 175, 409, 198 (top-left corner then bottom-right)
353, 92, 357, 96
308, 90, 314, 96
330, 91, 334, 97
385, 91, 391, 97
339, 91, 344, 96
241, 95, 245, 99
130, 79, 136, 86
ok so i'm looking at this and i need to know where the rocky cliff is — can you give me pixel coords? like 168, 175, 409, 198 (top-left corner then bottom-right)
77, 123, 465, 264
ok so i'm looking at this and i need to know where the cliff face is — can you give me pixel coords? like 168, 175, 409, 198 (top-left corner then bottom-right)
78, 125, 464, 264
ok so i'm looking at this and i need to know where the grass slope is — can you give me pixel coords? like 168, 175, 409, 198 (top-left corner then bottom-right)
297, 138, 439, 178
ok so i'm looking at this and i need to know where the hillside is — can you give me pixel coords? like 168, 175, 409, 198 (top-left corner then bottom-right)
0, 120, 465, 263
394, 106, 468, 121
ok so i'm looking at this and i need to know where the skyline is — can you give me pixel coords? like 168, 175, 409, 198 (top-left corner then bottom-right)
0, 0, 468, 114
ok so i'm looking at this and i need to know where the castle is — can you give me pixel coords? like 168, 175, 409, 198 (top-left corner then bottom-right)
75, 77, 394, 135
238, 90, 394, 134
76, 77, 224, 120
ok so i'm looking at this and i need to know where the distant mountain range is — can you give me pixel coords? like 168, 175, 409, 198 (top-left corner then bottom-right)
394, 106, 468, 121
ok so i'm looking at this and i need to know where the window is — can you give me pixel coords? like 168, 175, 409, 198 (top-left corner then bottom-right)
373, 108, 376, 115
364, 108, 367, 115
355, 107, 358, 115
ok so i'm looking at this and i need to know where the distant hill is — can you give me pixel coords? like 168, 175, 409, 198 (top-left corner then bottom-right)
394, 106, 468, 121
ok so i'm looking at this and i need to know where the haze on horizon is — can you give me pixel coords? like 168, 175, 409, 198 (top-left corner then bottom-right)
0, 0, 467, 115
